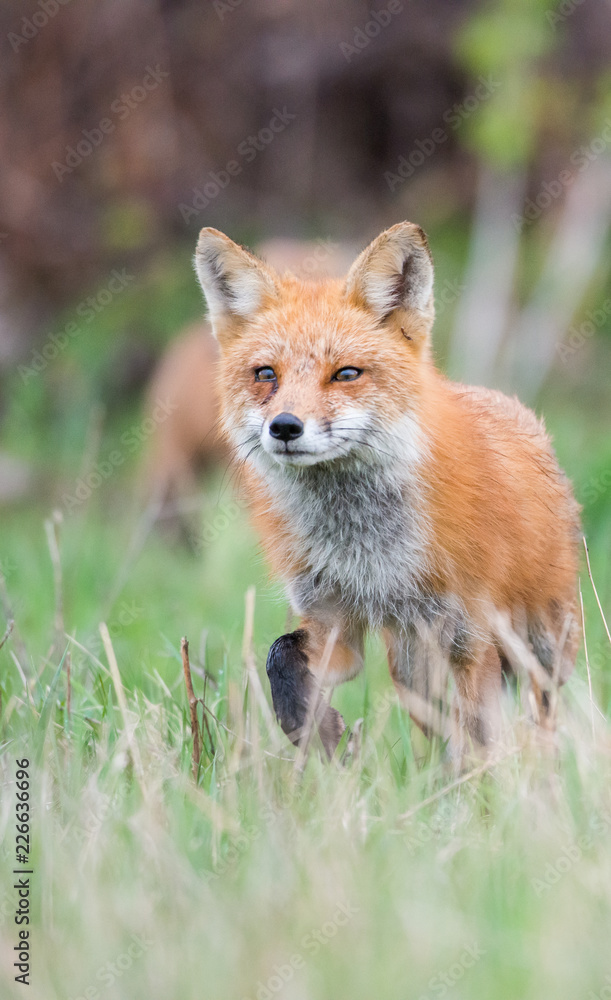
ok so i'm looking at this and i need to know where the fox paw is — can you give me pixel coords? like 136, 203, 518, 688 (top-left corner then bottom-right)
266, 631, 347, 758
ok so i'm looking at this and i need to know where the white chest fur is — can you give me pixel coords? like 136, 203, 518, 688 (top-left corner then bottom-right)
268, 460, 431, 628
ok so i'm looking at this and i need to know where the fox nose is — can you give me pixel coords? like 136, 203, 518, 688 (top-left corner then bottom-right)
269, 412, 304, 442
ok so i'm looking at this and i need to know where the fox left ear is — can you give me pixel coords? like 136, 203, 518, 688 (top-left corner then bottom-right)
345, 221, 434, 325
194, 228, 278, 335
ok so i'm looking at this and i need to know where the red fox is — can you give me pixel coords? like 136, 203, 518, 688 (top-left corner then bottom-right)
194, 221, 581, 761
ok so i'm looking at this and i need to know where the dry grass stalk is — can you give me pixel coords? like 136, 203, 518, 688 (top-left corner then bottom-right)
66, 633, 112, 679
398, 745, 522, 822
45, 510, 71, 718
241, 587, 282, 751
0, 618, 10, 721
544, 612, 573, 732
583, 537, 611, 647
579, 582, 596, 739
293, 625, 340, 773
0, 565, 29, 670
394, 687, 451, 742
199, 703, 293, 764
100, 621, 146, 794
241, 587, 264, 787
0, 618, 14, 652
492, 611, 556, 696
181, 636, 202, 779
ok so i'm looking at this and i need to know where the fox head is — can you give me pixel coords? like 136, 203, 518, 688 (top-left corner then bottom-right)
194, 222, 434, 472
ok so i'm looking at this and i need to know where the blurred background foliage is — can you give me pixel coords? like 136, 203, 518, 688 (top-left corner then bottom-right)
0, 0, 609, 587
0, 0, 609, 310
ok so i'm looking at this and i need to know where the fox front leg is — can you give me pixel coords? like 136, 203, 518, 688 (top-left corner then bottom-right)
266, 623, 363, 758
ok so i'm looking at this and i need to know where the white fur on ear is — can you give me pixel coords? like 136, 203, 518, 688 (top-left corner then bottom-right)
345, 221, 434, 321
194, 228, 278, 329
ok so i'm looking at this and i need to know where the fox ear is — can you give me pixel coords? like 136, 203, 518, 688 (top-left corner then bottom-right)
194, 228, 278, 333
345, 222, 434, 323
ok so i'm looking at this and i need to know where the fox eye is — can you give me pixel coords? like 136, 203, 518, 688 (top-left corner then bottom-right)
254, 367, 276, 382
332, 367, 363, 382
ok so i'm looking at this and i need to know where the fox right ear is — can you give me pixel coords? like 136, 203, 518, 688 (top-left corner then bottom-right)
345, 221, 434, 325
194, 228, 278, 335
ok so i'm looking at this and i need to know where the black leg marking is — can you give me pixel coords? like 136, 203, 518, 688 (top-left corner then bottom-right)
266, 629, 346, 758
528, 617, 556, 674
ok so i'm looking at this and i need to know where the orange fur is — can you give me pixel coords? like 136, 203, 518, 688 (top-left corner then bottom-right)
194, 222, 581, 759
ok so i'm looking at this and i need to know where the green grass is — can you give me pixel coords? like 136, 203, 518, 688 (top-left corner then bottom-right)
1, 455, 610, 1000
1, 237, 611, 999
